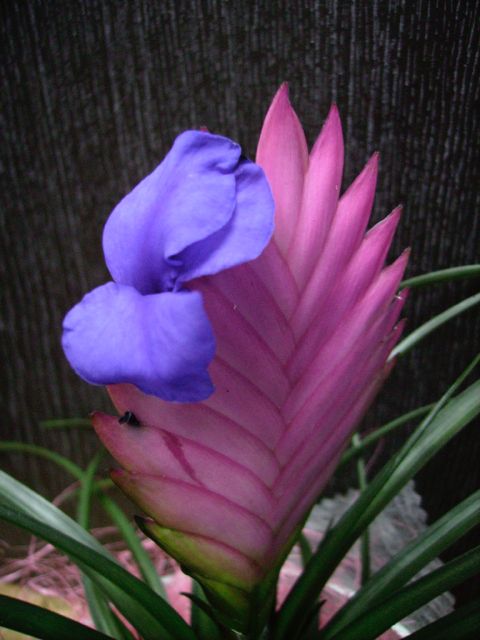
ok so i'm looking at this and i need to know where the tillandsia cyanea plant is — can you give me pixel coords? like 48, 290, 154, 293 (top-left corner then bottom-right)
1, 86, 479, 640
61, 83, 408, 625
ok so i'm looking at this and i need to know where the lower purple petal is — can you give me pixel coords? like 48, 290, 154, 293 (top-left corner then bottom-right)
62, 282, 215, 402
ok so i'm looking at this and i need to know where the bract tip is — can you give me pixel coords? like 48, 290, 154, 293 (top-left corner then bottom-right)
271, 83, 291, 109
391, 204, 403, 219
368, 151, 380, 168
311, 103, 343, 156
110, 468, 124, 480
329, 101, 338, 113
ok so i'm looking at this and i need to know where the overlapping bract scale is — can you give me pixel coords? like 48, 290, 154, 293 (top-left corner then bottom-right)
93, 85, 408, 607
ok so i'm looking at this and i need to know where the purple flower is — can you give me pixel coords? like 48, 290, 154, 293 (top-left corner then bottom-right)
62, 131, 274, 402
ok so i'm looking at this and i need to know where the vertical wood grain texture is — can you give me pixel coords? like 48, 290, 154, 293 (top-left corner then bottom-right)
1, 0, 479, 590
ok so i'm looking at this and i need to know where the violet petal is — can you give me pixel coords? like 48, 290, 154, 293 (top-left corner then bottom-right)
177, 159, 275, 283
103, 131, 241, 293
62, 282, 215, 402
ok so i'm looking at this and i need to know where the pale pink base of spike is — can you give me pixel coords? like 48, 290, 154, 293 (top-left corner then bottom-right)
92, 83, 410, 605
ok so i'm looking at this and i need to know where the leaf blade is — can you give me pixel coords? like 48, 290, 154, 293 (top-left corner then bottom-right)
338, 403, 434, 469
0, 476, 196, 640
98, 492, 168, 599
77, 452, 133, 640
0, 594, 114, 640
400, 264, 480, 289
328, 546, 480, 640
273, 377, 480, 640
321, 489, 480, 638
391, 293, 480, 358
405, 598, 480, 640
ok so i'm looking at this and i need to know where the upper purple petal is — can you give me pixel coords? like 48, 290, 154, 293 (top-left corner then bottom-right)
103, 130, 273, 294
62, 282, 215, 402
177, 159, 275, 283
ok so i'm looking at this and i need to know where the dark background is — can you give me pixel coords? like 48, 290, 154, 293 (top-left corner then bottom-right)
1, 0, 479, 603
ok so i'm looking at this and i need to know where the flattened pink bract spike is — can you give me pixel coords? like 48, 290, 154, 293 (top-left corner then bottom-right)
93, 87, 409, 628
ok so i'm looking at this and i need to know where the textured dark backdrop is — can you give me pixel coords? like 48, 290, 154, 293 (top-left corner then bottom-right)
1, 0, 479, 600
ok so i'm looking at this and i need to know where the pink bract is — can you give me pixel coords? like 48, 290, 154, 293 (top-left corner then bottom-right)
92, 84, 408, 622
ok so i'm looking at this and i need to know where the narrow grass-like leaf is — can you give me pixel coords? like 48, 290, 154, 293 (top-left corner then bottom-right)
1, 441, 164, 600
82, 578, 134, 640
391, 292, 480, 358
0, 441, 161, 597
0, 468, 125, 634
97, 492, 167, 599
321, 489, 480, 639
78, 452, 132, 640
273, 379, 480, 640
189, 581, 226, 640
0, 441, 84, 479
398, 354, 479, 456
352, 434, 370, 586
338, 404, 434, 469
406, 597, 480, 640
0, 594, 114, 640
0, 439, 114, 500
298, 533, 313, 568
0, 504, 196, 640
0, 469, 107, 553
0, 474, 196, 640
1, 445, 130, 638
78, 451, 104, 529
400, 264, 480, 289
327, 546, 480, 640
39, 417, 92, 429
88, 576, 178, 640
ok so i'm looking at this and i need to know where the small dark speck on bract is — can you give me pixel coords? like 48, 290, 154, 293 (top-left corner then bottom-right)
118, 411, 141, 427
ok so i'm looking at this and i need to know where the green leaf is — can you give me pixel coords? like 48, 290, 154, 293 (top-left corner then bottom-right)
78, 451, 104, 529
272, 377, 480, 640
320, 489, 480, 638
78, 452, 132, 640
338, 404, 434, 470
400, 264, 480, 289
327, 546, 480, 640
0, 441, 85, 479
0, 505, 195, 640
0, 593, 114, 640
298, 533, 313, 568
0, 474, 196, 640
185, 583, 249, 637
0, 448, 128, 639
97, 492, 168, 599
0, 441, 115, 504
1, 440, 166, 600
406, 598, 480, 639
188, 581, 229, 640
39, 417, 92, 429
352, 434, 370, 586
397, 354, 479, 456
391, 292, 480, 358
0, 469, 109, 554
82, 578, 135, 640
